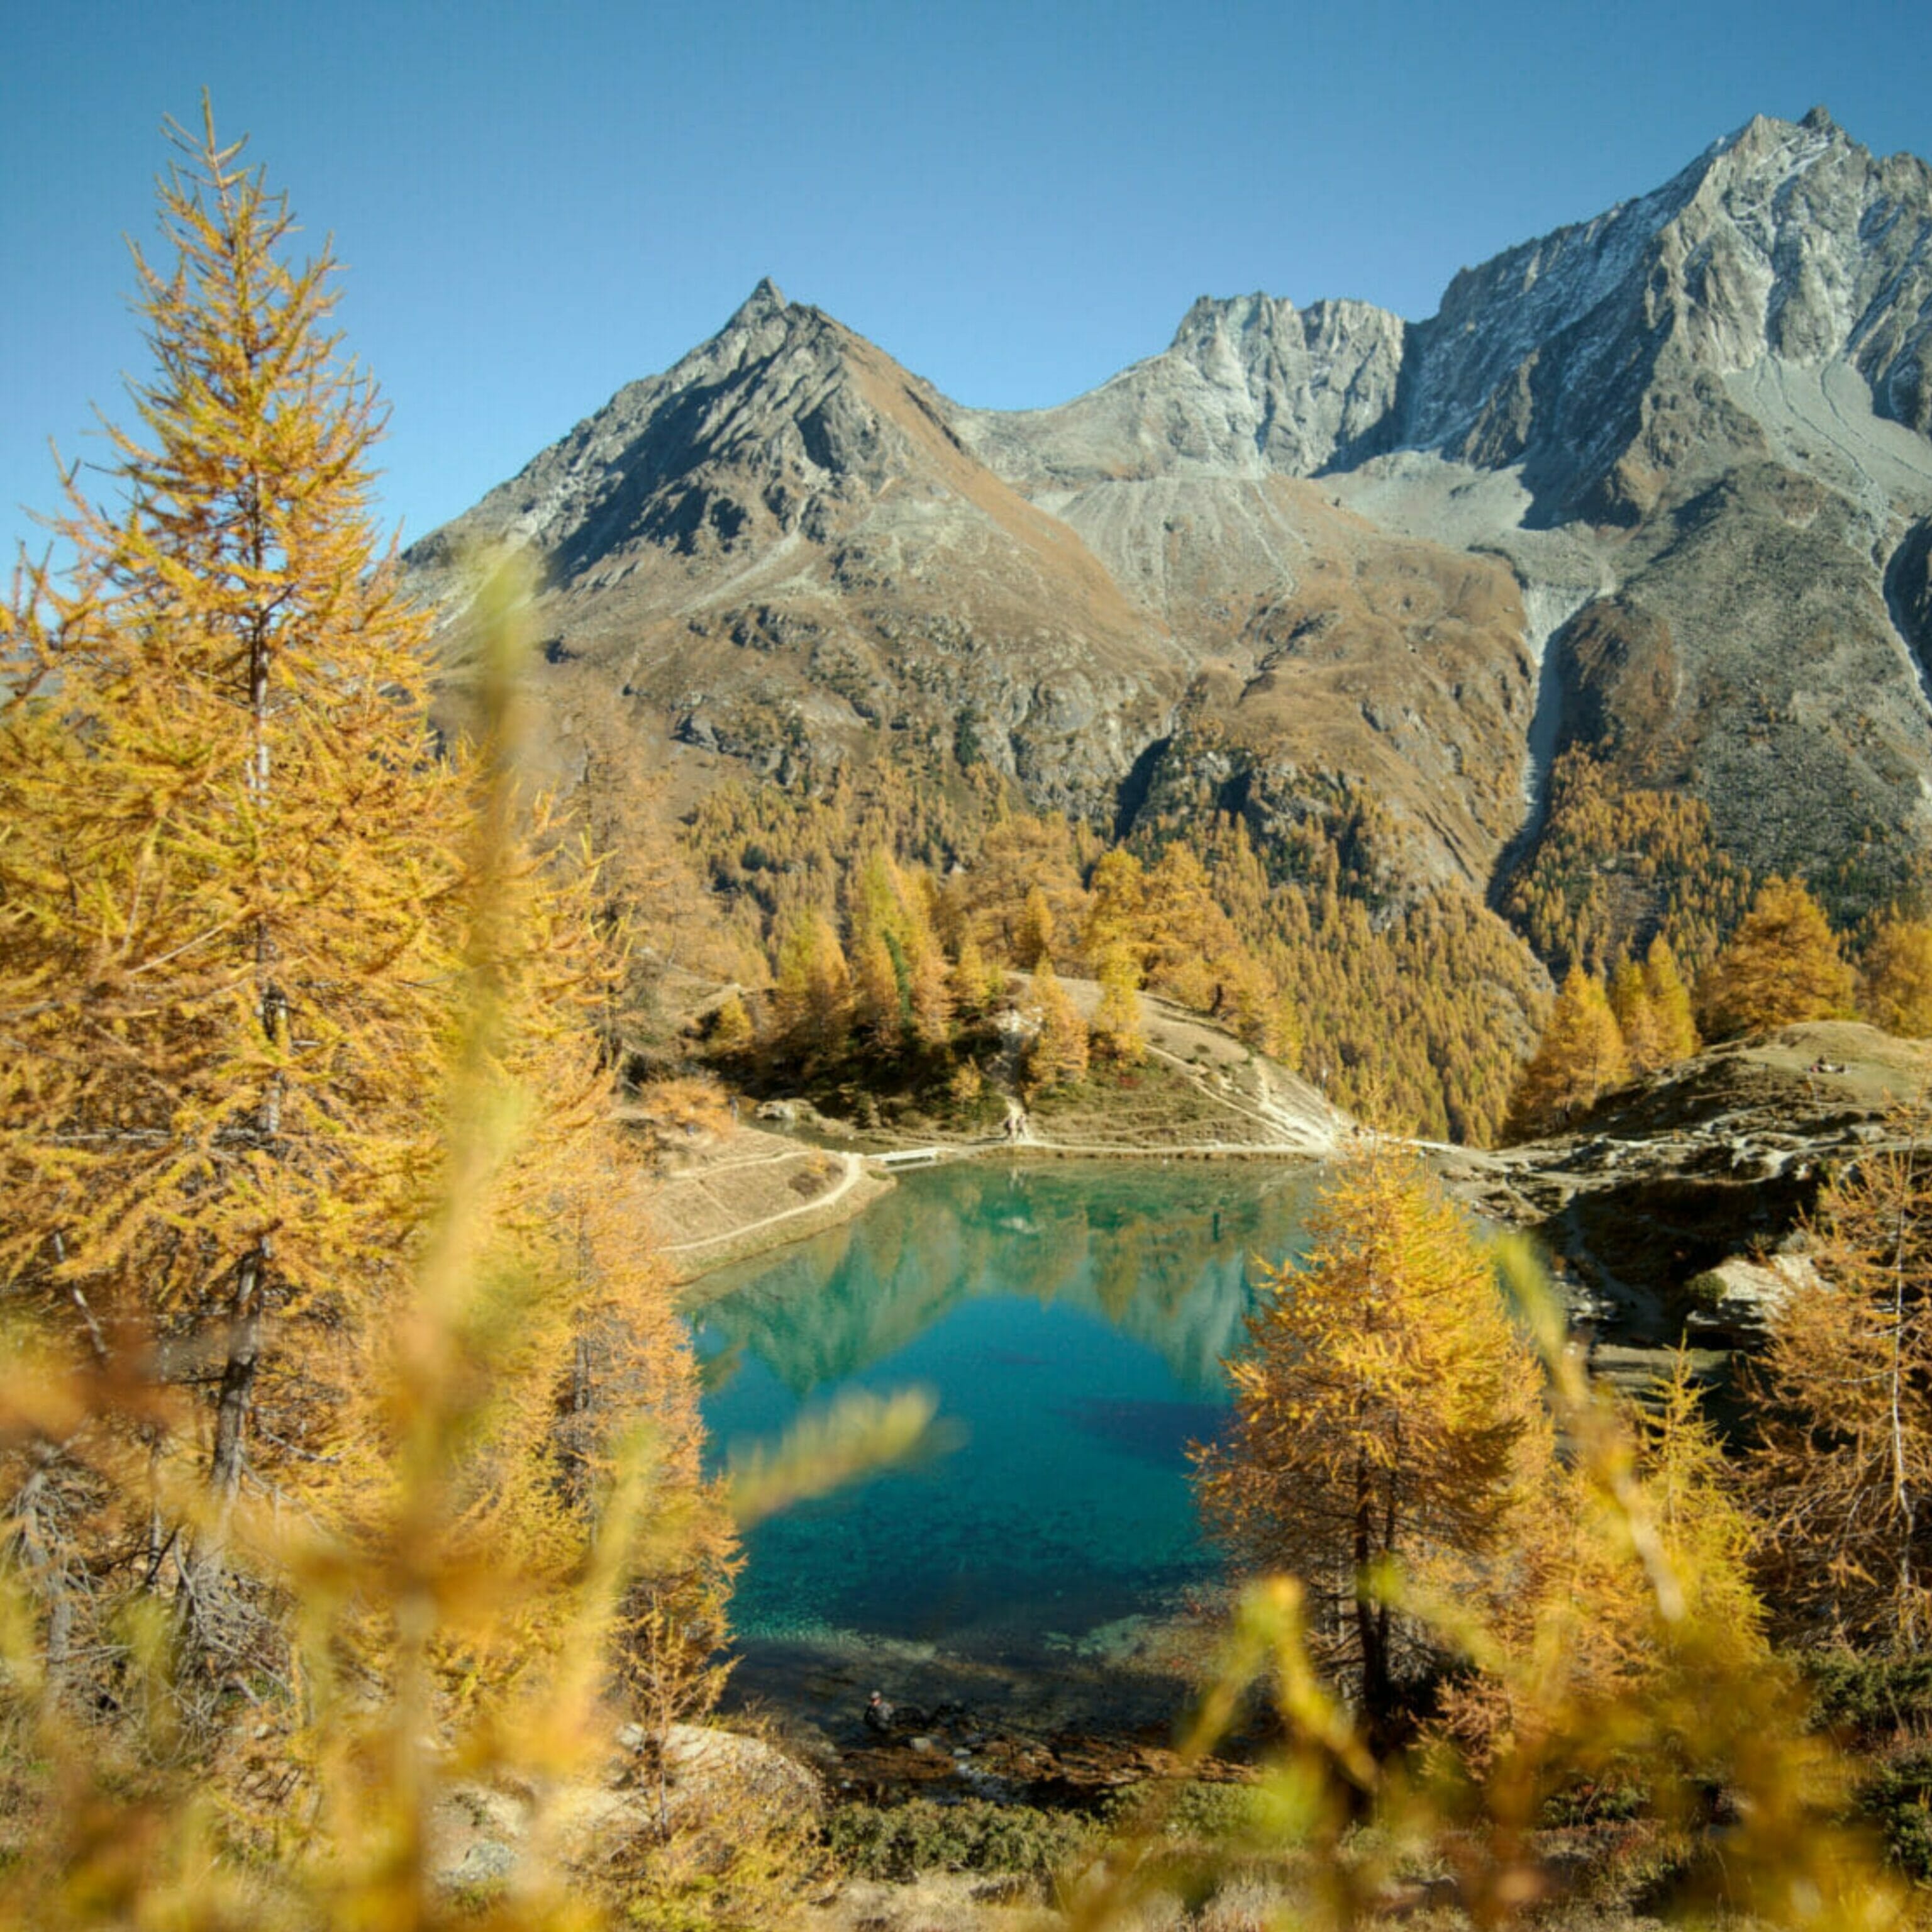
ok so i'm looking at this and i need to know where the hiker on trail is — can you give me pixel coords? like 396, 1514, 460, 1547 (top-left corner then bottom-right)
865, 1690, 895, 1733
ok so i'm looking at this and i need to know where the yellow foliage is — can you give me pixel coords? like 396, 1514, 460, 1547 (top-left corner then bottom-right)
1748, 1125, 1932, 1647
1504, 964, 1630, 1139
629, 1073, 737, 1160
1502, 749, 1750, 978
1024, 958, 1089, 1091
1088, 945, 1146, 1065
1643, 930, 1701, 1062
0, 119, 733, 1928
1696, 875, 1855, 1040
1862, 914, 1932, 1037
1194, 1146, 1555, 1730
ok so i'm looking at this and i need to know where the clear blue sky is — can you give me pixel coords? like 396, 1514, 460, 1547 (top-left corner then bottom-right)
4, 0, 1928, 562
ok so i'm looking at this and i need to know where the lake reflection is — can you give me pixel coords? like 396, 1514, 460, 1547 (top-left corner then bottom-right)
694, 1160, 1318, 1666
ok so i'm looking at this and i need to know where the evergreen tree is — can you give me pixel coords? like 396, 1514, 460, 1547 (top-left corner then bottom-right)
1194, 1146, 1553, 1734
1504, 965, 1629, 1140
1696, 876, 1853, 1040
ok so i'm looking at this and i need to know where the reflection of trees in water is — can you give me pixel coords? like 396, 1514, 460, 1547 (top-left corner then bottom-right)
699, 1164, 1321, 1395
699, 1186, 974, 1393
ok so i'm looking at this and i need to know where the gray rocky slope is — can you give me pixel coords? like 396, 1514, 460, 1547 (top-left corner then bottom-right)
409, 108, 1932, 927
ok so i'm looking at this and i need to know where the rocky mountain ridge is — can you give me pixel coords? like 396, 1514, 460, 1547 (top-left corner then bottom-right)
408, 109, 1932, 958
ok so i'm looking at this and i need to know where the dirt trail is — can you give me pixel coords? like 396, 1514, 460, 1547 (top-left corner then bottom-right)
657, 1150, 867, 1256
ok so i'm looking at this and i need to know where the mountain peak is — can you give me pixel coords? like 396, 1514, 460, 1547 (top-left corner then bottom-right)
728, 277, 788, 326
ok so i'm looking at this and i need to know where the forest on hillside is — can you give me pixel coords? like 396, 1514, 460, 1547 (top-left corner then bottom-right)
8, 111, 1932, 1932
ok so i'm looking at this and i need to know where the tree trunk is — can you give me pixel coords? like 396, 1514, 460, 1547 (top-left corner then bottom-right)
177, 1245, 266, 1650
13, 1444, 74, 1697
1353, 1446, 1389, 1731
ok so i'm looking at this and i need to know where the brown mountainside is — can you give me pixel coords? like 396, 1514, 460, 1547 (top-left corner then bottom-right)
406, 111, 1932, 1130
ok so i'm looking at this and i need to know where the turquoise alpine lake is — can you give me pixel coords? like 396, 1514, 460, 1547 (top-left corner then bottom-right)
694, 1160, 1320, 1680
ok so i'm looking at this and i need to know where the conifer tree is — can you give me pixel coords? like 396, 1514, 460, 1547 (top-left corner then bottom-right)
1747, 1127, 1932, 1647
769, 911, 852, 1065
1015, 884, 1057, 970
1609, 953, 1667, 1074
1089, 945, 1146, 1064
1194, 1146, 1553, 1734
950, 929, 994, 1021
1141, 841, 1241, 1006
705, 991, 755, 1057
1641, 931, 1700, 1063
960, 810, 1087, 963
1696, 876, 1853, 1040
0, 114, 733, 1706
1504, 965, 1629, 1140
1084, 848, 1146, 964
1025, 958, 1089, 1090
1, 106, 480, 1652
1863, 915, 1932, 1038
0, 105, 741, 1921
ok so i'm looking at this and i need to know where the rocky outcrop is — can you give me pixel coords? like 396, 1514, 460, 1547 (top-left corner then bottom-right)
953, 292, 1406, 486
1437, 1021, 1932, 1340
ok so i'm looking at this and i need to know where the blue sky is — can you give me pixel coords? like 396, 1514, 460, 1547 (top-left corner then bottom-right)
4, 0, 1928, 561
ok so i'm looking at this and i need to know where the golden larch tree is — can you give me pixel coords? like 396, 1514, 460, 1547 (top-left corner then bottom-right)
767, 909, 852, 1065
0, 114, 736, 1928
0, 105, 480, 1657
1504, 965, 1629, 1140
1642, 931, 1700, 1063
1089, 944, 1146, 1064
1746, 1125, 1932, 1648
1193, 1146, 1554, 1735
1696, 875, 1853, 1040
1863, 914, 1932, 1038
1609, 952, 1667, 1073
1025, 957, 1089, 1090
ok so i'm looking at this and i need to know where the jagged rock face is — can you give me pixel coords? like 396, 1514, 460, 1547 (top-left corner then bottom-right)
953, 294, 1406, 485
407, 111, 1932, 925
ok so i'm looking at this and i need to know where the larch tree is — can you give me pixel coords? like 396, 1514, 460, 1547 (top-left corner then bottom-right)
1025, 957, 1089, 1091
1609, 953, 1667, 1074
1696, 876, 1853, 1041
0, 106, 477, 1662
1641, 931, 1699, 1063
767, 910, 852, 1066
1863, 914, 1932, 1038
0, 109, 731, 1733
1084, 847, 1146, 966
1014, 885, 1057, 970
1746, 1124, 1932, 1648
1193, 1146, 1554, 1737
1504, 965, 1629, 1140
1088, 945, 1146, 1065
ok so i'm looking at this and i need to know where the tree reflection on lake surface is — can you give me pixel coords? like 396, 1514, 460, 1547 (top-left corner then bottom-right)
693, 1160, 1318, 1669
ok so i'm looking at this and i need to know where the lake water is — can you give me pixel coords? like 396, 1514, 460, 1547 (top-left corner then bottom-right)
694, 1160, 1319, 1714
